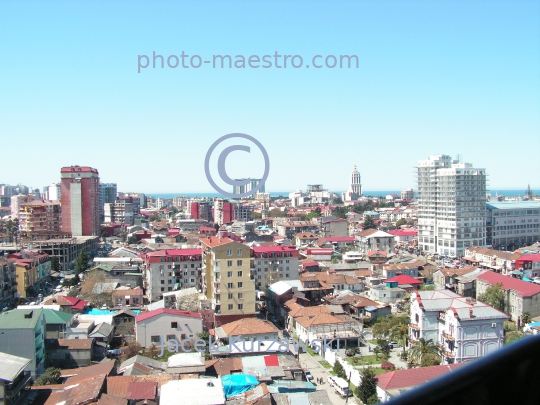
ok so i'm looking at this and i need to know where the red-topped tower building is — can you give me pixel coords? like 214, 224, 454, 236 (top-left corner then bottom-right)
60, 166, 100, 236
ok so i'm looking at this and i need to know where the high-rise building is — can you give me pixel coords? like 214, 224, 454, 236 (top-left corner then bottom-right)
416, 155, 487, 258
200, 236, 255, 318
104, 201, 134, 225
19, 200, 62, 234
11, 195, 37, 219
213, 198, 234, 225
48, 183, 62, 201
191, 201, 212, 221
99, 183, 117, 219
60, 166, 100, 236
342, 165, 362, 202
401, 188, 415, 201
233, 178, 265, 196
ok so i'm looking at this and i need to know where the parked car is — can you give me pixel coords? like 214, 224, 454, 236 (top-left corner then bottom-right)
305, 371, 314, 381
345, 349, 355, 357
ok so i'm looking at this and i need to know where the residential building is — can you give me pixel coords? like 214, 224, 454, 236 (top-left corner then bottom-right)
190, 201, 212, 221
325, 291, 391, 321
0, 352, 32, 405
401, 188, 415, 201
232, 178, 265, 196
135, 308, 202, 348
233, 203, 255, 222
464, 246, 521, 274
486, 201, 540, 251
388, 228, 418, 243
112, 287, 143, 307
143, 249, 202, 302
409, 289, 508, 364
10, 195, 37, 220
342, 165, 362, 202
18, 200, 62, 235
382, 260, 425, 278
476, 271, 540, 321
432, 266, 481, 291
321, 218, 348, 237
295, 231, 318, 248
20, 250, 51, 287
213, 318, 279, 347
160, 379, 225, 405
48, 182, 62, 201
300, 272, 364, 293
46, 338, 94, 368
0, 309, 46, 377
416, 154, 486, 257
99, 184, 117, 218
0, 258, 17, 310
200, 236, 256, 319
251, 246, 300, 290
31, 236, 98, 273
43, 309, 73, 340
376, 364, 462, 402
104, 201, 134, 226
61, 166, 100, 236
10, 257, 37, 299
355, 229, 395, 258
515, 254, 540, 277
213, 198, 234, 226
294, 312, 362, 344
369, 283, 406, 304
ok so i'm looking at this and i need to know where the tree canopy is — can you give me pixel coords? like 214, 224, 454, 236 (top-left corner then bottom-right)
356, 367, 379, 404
362, 215, 376, 230
35, 367, 61, 386
408, 338, 441, 366
478, 283, 505, 312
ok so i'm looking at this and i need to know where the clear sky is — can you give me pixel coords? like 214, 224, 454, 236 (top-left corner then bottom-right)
1, 1, 539, 194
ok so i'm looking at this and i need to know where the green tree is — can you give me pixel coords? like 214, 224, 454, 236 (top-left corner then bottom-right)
127, 235, 139, 244
396, 218, 407, 227
334, 196, 344, 204
421, 353, 441, 367
356, 367, 378, 404
35, 367, 61, 386
67, 287, 79, 297
390, 324, 409, 354
478, 283, 505, 312
333, 206, 350, 219
362, 215, 376, 230
148, 214, 160, 222
333, 360, 346, 379
6, 218, 19, 242
420, 284, 436, 291
74, 251, 90, 274
408, 338, 441, 366
50, 256, 60, 273
522, 312, 532, 324
251, 212, 262, 219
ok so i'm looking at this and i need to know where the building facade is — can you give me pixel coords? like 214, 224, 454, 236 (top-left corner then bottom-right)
213, 199, 234, 226
61, 166, 100, 236
409, 290, 507, 364
104, 201, 134, 226
18, 200, 62, 235
251, 246, 300, 290
143, 249, 203, 302
200, 237, 256, 317
486, 201, 540, 251
417, 155, 487, 258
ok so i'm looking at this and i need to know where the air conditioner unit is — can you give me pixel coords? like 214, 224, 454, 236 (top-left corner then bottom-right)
491, 323, 496, 328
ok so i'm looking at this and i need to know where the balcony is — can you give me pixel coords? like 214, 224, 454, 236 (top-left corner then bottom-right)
444, 350, 455, 358
5, 370, 32, 400
443, 333, 455, 341
409, 323, 420, 331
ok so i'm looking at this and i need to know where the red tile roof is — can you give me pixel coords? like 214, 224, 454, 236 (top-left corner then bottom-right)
126, 381, 157, 400
59, 295, 89, 310
325, 236, 355, 242
264, 355, 279, 367
385, 275, 423, 285
377, 364, 463, 391
478, 271, 540, 297
388, 229, 418, 237
135, 308, 202, 323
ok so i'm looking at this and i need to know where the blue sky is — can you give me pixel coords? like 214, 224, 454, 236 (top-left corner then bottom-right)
1, 1, 539, 194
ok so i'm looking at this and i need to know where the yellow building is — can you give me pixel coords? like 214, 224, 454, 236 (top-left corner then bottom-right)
13, 258, 38, 299
200, 236, 255, 316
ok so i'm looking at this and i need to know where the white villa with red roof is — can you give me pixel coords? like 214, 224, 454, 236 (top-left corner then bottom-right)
409, 289, 508, 364
135, 308, 202, 348
476, 271, 540, 321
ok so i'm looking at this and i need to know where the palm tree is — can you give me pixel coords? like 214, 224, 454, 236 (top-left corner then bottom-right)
408, 338, 441, 365
390, 324, 409, 354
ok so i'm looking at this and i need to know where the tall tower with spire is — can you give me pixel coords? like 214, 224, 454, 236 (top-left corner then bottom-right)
342, 165, 362, 202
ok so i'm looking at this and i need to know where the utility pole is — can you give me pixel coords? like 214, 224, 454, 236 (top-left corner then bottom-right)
345, 370, 352, 403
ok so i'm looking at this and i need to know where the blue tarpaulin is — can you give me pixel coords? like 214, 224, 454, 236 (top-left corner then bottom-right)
221, 374, 259, 398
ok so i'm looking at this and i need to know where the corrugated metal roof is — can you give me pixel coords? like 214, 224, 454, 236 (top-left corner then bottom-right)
0, 352, 31, 382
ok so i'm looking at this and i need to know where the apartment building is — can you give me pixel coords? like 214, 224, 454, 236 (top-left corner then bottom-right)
401, 188, 415, 201
104, 201, 134, 225
251, 246, 300, 290
10, 195, 37, 220
143, 249, 203, 302
18, 200, 62, 235
0, 309, 46, 377
416, 155, 487, 258
486, 201, 540, 251
409, 290, 507, 364
355, 229, 395, 258
200, 237, 255, 318
61, 166, 100, 237
0, 258, 17, 310
213, 199, 234, 226
10, 257, 37, 299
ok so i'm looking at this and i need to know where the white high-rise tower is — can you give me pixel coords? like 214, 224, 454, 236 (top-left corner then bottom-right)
342, 165, 362, 202
416, 154, 486, 258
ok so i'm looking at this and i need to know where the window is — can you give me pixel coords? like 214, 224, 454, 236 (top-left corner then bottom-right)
161, 287, 165, 292
161, 280, 165, 284
237, 259, 242, 266
238, 292, 243, 299
237, 249, 242, 255
238, 304, 243, 310
227, 271, 233, 277
151, 335, 160, 343
238, 282, 243, 288
227, 282, 234, 288
227, 249, 232, 256
228, 293, 233, 299
168, 287, 173, 291
237, 271, 243, 277
227, 260, 233, 267
228, 304, 233, 310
